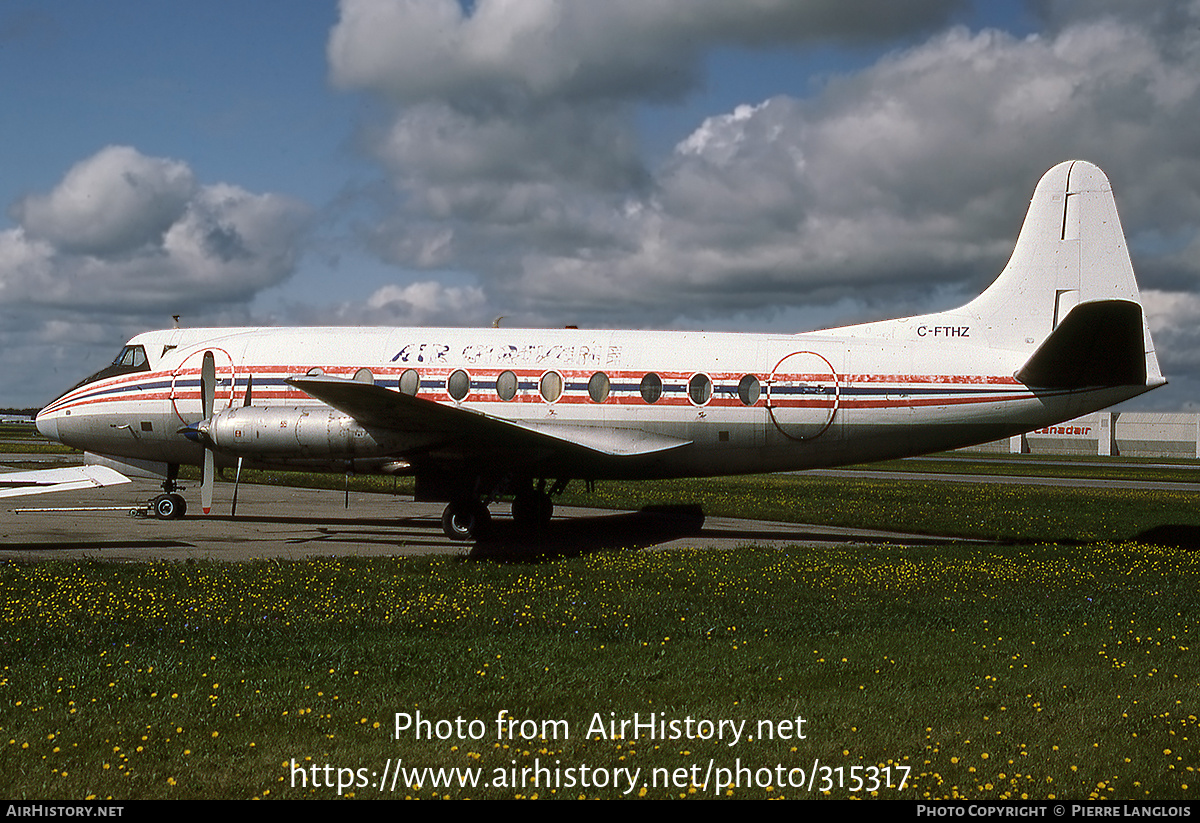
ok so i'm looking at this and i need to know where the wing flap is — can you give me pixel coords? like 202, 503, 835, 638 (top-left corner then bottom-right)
286, 375, 691, 458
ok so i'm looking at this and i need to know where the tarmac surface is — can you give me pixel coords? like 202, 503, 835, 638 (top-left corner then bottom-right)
6, 450, 1200, 561
1, 475, 975, 562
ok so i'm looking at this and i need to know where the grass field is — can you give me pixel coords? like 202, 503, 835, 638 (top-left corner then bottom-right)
3, 428, 1200, 799
3, 535, 1199, 799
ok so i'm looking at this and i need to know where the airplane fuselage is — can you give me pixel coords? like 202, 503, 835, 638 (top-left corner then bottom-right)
36, 322, 1148, 481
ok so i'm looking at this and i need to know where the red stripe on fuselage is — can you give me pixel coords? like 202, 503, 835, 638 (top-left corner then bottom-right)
46, 365, 1034, 416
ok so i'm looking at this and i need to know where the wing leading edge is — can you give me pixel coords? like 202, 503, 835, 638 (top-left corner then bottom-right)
285, 375, 692, 460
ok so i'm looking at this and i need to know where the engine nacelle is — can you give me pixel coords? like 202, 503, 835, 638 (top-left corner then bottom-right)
204, 406, 413, 459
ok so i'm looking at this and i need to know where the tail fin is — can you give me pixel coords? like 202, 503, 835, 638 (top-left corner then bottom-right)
965, 160, 1163, 387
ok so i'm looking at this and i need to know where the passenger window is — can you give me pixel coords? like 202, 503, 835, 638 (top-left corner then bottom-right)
688, 373, 713, 405
398, 369, 420, 395
496, 370, 518, 401
539, 371, 563, 403
447, 369, 471, 401
588, 372, 610, 403
640, 373, 662, 404
737, 374, 761, 406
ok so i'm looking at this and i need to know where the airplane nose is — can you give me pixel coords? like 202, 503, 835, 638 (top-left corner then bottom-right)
35, 409, 59, 442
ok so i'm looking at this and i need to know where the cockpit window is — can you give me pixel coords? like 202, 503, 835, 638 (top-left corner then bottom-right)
55, 344, 152, 400
114, 345, 148, 369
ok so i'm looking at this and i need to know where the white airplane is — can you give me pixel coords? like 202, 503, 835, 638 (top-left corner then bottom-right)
28, 160, 1164, 539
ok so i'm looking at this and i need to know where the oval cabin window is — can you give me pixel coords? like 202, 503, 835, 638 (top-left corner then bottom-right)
738, 374, 761, 406
539, 371, 563, 403
588, 372, 610, 403
398, 369, 420, 395
496, 370, 518, 401
640, 373, 663, 404
447, 369, 471, 401
688, 373, 713, 406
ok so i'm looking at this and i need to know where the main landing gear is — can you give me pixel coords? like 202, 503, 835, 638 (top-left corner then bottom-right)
439, 479, 565, 541
441, 500, 490, 541
511, 482, 555, 530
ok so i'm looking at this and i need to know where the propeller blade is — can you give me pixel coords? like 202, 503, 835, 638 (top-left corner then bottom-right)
243, 373, 253, 407
200, 351, 216, 514
201, 446, 214, 514
201, 351, 216, 420
231, 456, 243, 517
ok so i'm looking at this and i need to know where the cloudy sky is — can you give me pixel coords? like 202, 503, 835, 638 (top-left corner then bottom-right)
3, 0, 1200, 410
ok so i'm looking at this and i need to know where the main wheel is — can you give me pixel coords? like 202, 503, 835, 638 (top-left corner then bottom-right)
511, 490, 553, 530
153, 493, 186, 520
441, 501, 490, 541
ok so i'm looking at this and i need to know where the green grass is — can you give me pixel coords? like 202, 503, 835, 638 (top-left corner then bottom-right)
564, 475, 1200, 543
2, 543, 1198, 800
0, 442, 77, 455
862, 454, 1200, 483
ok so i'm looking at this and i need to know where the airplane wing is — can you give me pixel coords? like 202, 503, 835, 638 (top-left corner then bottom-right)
286, 375, 692, 460
0, 465, 131, 499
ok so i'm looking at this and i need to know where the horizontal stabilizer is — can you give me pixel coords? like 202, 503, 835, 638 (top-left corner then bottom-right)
1016, 300, 1147, 389
0, 465, 131, 499
287, 375, 691, 458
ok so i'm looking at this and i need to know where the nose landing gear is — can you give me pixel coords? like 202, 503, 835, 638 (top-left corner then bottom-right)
144, 463, 187, 520
151, 493, 187, 520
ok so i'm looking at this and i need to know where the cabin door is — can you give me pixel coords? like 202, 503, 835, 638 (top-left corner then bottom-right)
767, 351, 839, 441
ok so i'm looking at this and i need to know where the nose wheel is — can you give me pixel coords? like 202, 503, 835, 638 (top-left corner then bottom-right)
151, 493, 187, 520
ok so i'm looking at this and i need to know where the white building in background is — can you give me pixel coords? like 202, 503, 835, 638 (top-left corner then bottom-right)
962, 413, 1200, 458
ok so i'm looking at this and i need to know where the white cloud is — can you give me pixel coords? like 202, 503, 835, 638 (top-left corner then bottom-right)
327, 0, 969, 302
284, 280, 490, 330
329, 0, 961, 105
362, 281, 488, 326
14, 146, 194, 258
0, 146, 311, 313
354, 8, 1200, 314
1, 146, 312, 407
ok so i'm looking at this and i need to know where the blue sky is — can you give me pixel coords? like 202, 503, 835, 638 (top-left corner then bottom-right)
3, 0, 1200, 409
3, 4, 351, 205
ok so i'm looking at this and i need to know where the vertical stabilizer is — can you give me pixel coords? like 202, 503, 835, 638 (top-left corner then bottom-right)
965, 160, 1162, 386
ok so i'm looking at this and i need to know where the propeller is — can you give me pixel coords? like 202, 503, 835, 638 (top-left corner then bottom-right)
200, 351, 215, 514
174, 352, 228, 515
